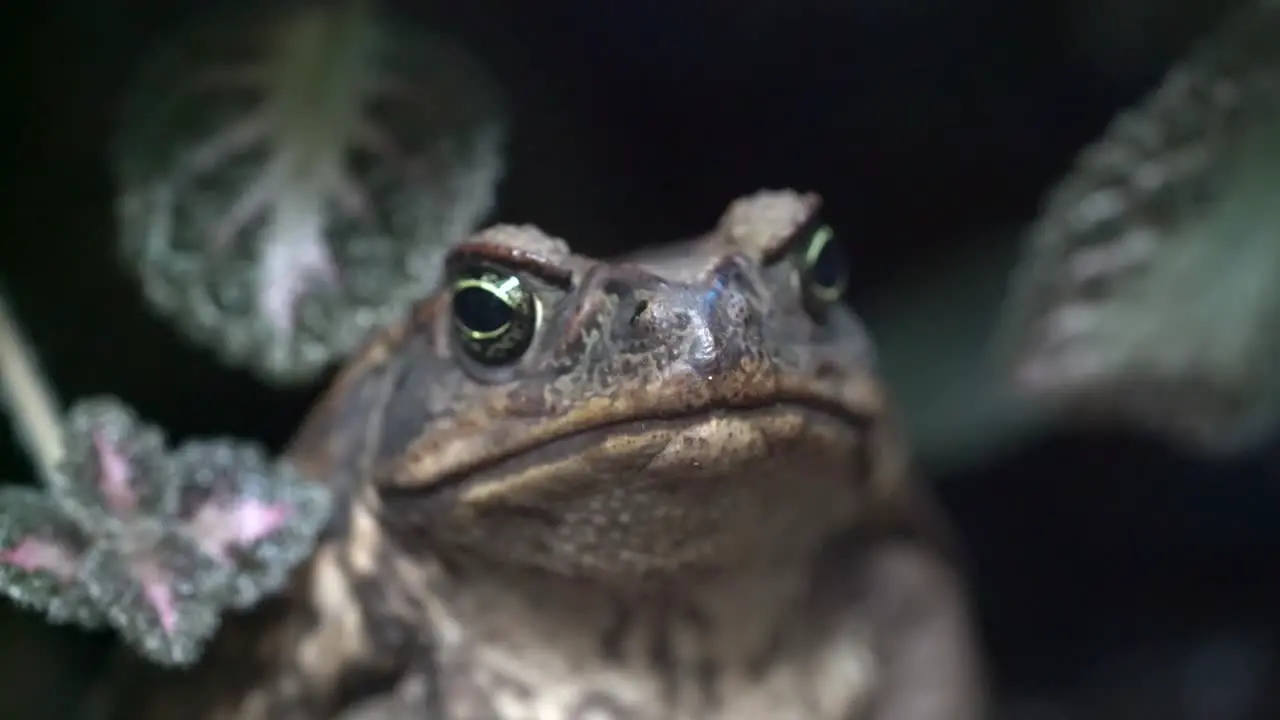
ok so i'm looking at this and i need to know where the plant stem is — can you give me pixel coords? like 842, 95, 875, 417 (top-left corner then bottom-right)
0, 292, 65, 483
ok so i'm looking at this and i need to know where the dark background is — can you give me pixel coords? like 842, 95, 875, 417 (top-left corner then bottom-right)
2, 0, 1278, 717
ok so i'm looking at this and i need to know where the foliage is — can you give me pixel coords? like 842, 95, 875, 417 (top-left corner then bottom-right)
0, 398, 331, 666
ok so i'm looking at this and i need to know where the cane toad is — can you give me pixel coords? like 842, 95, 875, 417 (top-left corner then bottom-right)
102, 190, 983, 719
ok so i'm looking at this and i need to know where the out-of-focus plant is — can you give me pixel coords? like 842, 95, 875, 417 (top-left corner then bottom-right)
0, 294, 331, 666
996, 0, 1280, 455
0, 0, 506, 671
114, 0, 505, 383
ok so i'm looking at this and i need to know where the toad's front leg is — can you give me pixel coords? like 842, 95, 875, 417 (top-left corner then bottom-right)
95, 530, 425, 720
858, 542, 984, 720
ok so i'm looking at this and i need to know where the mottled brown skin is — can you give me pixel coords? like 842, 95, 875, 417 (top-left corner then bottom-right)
102, 190, 983, 719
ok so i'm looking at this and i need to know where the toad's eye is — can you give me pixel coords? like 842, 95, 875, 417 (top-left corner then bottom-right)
450, 264, 540, 365
794, 224, 848, 312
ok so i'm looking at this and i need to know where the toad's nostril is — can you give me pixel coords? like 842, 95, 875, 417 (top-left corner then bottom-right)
629, 300, 649, 327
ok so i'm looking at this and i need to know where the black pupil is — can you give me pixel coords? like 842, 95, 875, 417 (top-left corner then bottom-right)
809, 233, 845, 290
454, 284, 512, 334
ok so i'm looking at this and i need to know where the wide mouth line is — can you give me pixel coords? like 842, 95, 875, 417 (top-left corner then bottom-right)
380, 395, 874, 497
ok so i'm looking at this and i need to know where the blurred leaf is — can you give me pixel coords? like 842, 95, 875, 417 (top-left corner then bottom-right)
0, 486, 103, 628
82, 532, 227, 667
0, 396, 333, 667
113, 0, 506, 383
170, 438, 332, 609
53, 398, 173, 528
998, 0, 1280, 455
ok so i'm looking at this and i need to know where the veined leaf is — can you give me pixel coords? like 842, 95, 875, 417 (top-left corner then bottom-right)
170, 439, 332, 609
0, 486, 103, 628
0, 395, 335, 667
113, 0, 505, 383
82, 532, 228, 666
998, 0, 1280, 454
52, 398, 174, 529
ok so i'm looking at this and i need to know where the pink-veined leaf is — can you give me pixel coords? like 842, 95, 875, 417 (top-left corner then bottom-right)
82, 531, 229, 666
170, 439, 332, 609
0, 486, 103, 628
0, 395, 335, 667
51, 398, 175, 529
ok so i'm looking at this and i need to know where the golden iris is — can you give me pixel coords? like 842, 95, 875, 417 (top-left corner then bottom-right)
795, 224, 848, 308
451, 264, 539, 364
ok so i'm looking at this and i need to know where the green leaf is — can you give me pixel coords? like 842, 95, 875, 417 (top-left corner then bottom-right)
0, 486, 104, 628
2, 394, 334, 667
82, 533, 228, 667
51, 397, 176, 528
998, 0, 1280, 454
113, 0, 505, 382
170, 439, 333, 609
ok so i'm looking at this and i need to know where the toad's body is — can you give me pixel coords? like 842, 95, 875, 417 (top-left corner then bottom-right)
103, 191, 983, 719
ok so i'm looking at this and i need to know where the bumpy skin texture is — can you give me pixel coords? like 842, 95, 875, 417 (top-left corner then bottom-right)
101, 191, 983, 720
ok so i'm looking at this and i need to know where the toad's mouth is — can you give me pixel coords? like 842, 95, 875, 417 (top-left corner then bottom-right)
378, 399, 877, 579
392, 395, 876, 497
